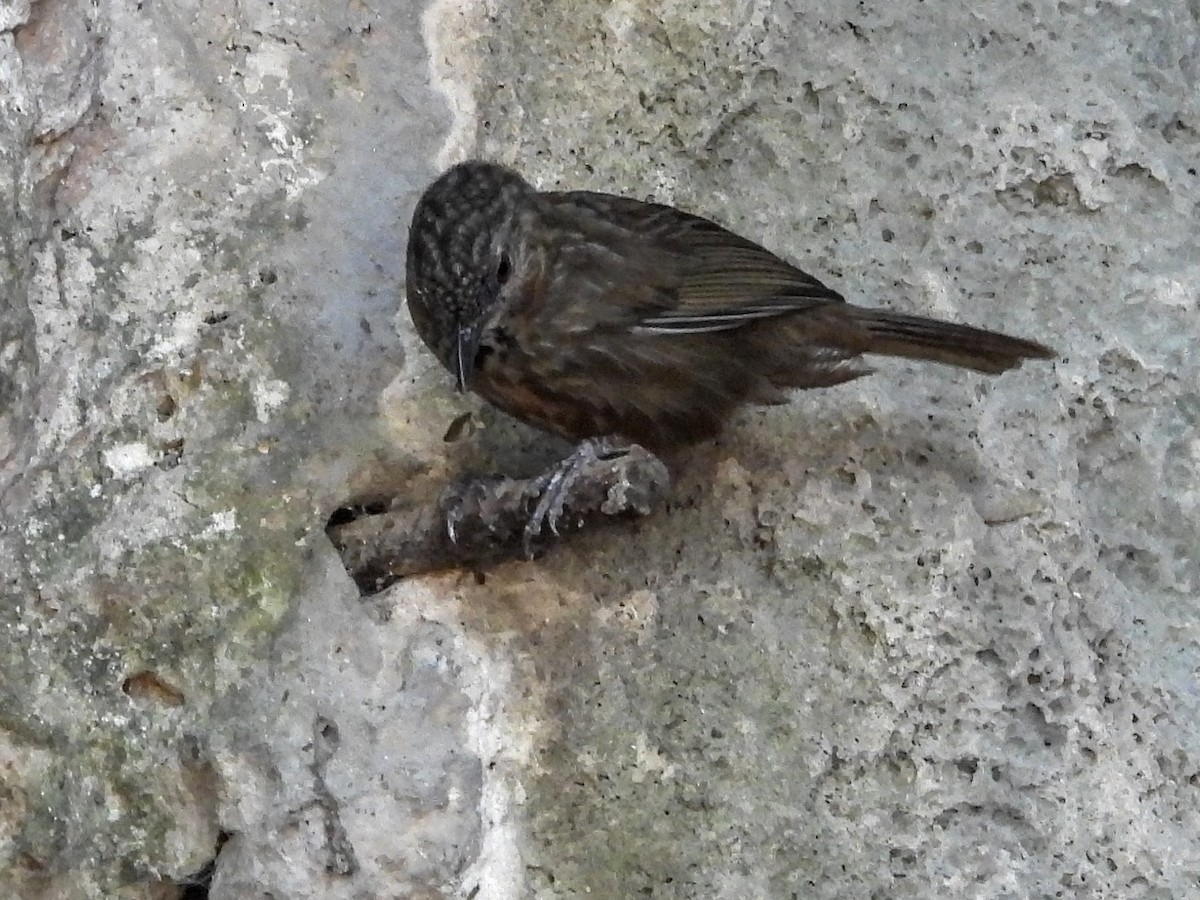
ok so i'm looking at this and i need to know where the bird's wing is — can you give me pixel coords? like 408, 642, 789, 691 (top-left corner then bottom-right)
546, 190, 844, 335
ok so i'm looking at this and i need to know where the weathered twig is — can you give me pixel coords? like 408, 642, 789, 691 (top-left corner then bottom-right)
327, 444, 670, 594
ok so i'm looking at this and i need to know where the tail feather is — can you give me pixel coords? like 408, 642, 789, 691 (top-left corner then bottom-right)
823, 307, 1055, 375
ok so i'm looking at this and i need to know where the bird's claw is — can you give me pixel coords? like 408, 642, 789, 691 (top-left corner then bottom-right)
522, 437, 631, 558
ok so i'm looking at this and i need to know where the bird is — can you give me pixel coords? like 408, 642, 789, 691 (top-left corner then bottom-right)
405, 159, 1054, 456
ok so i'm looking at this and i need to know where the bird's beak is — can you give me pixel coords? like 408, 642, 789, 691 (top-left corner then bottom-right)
453, 324, 480, 393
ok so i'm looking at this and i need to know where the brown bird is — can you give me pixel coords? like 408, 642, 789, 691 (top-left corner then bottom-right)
406, 160, 1053, 459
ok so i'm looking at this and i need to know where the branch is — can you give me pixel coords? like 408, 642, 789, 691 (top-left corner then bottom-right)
327, 444, 670, 593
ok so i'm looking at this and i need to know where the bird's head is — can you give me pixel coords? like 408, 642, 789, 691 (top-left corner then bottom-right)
405, 160, 537, 391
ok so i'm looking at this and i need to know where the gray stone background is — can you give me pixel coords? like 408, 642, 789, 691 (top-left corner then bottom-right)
1, 0, 1197, 897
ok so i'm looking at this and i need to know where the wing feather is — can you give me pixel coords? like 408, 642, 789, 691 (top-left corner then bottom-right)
543, 190, 843, 334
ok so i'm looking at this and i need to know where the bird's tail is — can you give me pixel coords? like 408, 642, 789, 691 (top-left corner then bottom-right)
818, 306, 1055, 374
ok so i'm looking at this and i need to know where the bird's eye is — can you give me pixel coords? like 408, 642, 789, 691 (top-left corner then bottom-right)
495, 252, 512, 285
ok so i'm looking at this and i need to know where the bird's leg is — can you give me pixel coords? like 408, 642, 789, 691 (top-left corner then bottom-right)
523, 436, 633, 557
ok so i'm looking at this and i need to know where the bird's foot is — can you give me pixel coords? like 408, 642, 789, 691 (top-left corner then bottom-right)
523, 436, 632, 557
